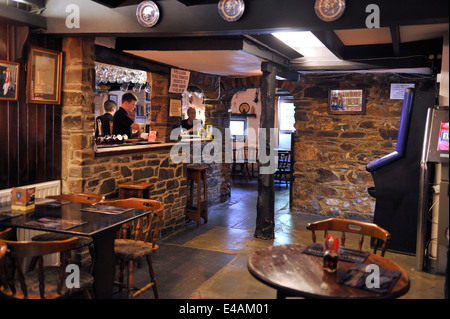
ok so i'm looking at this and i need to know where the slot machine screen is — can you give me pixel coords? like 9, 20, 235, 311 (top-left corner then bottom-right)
438, 122, 449, 151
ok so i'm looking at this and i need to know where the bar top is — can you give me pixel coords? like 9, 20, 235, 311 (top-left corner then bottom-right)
94, 137, 212, 157
94, 142, 176, 157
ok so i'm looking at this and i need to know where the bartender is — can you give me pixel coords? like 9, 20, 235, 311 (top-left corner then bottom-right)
181, 107, 202, 135
113, 92, 141, 138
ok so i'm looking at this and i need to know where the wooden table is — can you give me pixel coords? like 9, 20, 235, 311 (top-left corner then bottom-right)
0, 201, 152, 299
248, 243, 410, 299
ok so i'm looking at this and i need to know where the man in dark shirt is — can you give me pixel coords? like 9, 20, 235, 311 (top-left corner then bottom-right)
95, 99, 116, 137
181, 107, 202, 135
113, 92, 141, 138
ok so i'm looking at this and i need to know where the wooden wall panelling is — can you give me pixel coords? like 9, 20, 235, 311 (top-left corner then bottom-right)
0, 24, 62, 189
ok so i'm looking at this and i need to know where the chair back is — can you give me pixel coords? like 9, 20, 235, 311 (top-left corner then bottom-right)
1, 237, 80, 299
102, 198, 163, 248
306, 218, 391, 256
47, 193, 105, 204
234, 147, 246, 163
277, 152, 290, 170
0, 228, 15, 240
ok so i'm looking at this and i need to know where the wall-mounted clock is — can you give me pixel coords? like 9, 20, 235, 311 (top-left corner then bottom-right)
136, 1, 160, 28
218, 0, 245, 22
239, 102, 250, 114
314, 0, 346, 22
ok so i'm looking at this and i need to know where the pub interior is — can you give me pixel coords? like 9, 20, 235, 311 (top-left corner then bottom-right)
0, 0, 448, 305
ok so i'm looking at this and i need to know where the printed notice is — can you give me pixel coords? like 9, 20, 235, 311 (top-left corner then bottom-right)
169, 69, 190, 94
170, 99, 182, 117
390, 83, 415, 100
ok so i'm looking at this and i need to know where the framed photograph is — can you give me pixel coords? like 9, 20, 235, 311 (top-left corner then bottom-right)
27, 47, 63, 104
108, 94, 118, 104
0, 60, 20, 101
328, 88, 366, 115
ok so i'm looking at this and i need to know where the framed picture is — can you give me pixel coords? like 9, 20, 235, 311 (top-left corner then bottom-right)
0, 60, 20, 101
328, 88, 366, 115
108, 94, 118, 104
27, 47, 63, 104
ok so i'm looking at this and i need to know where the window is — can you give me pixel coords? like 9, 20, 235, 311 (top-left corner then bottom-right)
230, 120, 245, 136
279, 101, 295, 132
230, 114, 248, 141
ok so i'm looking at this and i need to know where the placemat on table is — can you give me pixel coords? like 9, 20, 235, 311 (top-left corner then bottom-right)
302, 243, 370, 263
80, 205, 132, 215
24, 217, 86, 231
337, 263, 401, 294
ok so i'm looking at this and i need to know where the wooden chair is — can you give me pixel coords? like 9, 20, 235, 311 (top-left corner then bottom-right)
247, 147, 259, 179
31, 193, 105, 273
0, 236, 94, 299
231, 147, 250, 181
46, 192, 105, 203
306, 218, 391, 256
274, 151, 290, 187
101, 198, 163, 299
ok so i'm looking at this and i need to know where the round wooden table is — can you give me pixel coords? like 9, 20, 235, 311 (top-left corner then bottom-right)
248, 243, 410, 299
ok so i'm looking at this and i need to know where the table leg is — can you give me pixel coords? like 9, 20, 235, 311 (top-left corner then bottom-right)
92, 228, 118, 299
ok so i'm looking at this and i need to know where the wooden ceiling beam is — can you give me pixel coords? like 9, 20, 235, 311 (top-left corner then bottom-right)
57, 0, 449, 36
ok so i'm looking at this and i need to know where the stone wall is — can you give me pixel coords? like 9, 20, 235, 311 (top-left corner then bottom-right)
61, 37, 230, 237
222, 73, 436, 221
89, 149, 187, 236
61, 37, 96, 194
280, 73, 436, 220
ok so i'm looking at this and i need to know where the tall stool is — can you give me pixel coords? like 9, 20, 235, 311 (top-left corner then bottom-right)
117, 182, 154, 247
118, 182, 154, 199
186, 165, 208, 226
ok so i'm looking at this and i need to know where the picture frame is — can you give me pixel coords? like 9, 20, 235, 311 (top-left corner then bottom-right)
0, 60, 20, 101
27, 46, 63, 105
108, 94, 118, 104
328, 88, 366, 115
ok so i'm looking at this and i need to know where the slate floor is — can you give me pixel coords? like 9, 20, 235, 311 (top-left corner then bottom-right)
110, 179, 447, 300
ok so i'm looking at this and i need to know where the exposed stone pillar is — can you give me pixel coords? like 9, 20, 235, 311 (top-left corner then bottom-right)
61, 37, 96, 194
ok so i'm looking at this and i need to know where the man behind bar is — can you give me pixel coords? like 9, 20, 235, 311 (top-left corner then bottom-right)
113, 92, 141, 138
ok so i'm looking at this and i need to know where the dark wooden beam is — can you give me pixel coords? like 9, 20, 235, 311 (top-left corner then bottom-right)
290, 56, 433, 71
116, 36, 245, 51
95, 45, 171, 74
91, 0, 140, 8
255, 61, 277, 240
343, 38, 443, 60
312, 30, 345, 60
176, 0, 217, 6
390, 26, 401, 57
66, 0, 449, 36
0, 4, 47, 29
247, 34, 303, 60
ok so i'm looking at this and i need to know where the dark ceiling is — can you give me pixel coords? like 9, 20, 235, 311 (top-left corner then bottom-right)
0, 0, 425, 77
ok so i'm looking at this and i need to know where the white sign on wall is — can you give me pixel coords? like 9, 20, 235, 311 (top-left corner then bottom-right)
169, 69, 190, 94
169, 99, 182, 117
390, 83, 415, 100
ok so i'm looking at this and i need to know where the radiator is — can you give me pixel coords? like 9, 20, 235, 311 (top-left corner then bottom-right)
0, 180, 61, 267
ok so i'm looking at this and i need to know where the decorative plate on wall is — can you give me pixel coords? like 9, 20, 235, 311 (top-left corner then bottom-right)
136, 1, 160, 28
314, 0, 346, 22
218, 0, 245, 22
239, 102, 250, 114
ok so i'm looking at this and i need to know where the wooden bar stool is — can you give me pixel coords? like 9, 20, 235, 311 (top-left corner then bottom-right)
118, 182, 154, 199
186, 165, 208, 226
